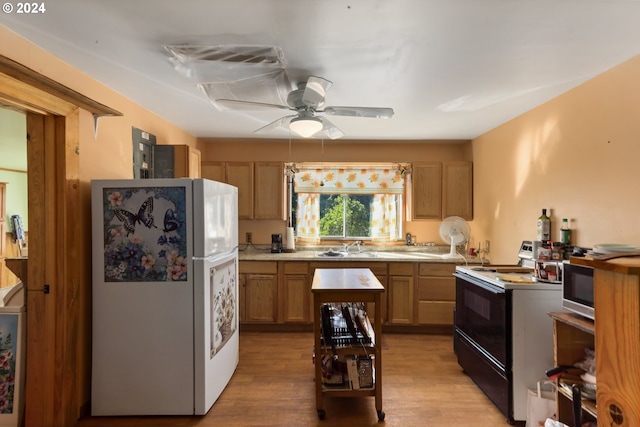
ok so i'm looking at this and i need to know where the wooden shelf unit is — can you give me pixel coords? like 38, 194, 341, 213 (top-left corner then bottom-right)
548, 311, 596, 424
311, 268, 385, 421
553, 255, 640, 426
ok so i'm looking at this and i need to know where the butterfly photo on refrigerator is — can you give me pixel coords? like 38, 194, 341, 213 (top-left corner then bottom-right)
102, 186, 188, 282
113, 196, 156, 234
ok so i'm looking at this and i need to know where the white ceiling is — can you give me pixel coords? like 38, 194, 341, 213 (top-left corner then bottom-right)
3, 0, 640, 141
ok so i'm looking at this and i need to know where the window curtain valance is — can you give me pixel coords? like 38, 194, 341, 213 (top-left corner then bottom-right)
292, 163, 407, 194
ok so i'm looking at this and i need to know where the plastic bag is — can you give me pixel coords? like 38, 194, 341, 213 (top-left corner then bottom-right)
526, 381, 556, 427
544, 420, 569, 427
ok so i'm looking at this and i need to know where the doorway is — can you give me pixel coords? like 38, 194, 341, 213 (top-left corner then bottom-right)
0, 106, 28, 286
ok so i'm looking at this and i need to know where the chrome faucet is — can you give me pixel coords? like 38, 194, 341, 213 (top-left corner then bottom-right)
343, 240, 362, 253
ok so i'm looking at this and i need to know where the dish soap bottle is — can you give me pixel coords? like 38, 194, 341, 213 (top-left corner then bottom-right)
537, 209, 551, 241
560, 218, 571, 245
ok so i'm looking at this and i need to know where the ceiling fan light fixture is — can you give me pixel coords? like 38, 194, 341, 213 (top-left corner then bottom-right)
289, 116, 323, 138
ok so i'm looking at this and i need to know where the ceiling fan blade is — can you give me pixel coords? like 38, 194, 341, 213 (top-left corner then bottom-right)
215, 99, 292, 112
322, 106, 394, 119
302, 76, 332, 108
254, 115, 297, 134
318, 117, 344, 140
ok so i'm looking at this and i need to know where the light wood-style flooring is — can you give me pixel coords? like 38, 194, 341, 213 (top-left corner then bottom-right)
76, 332, 516, 427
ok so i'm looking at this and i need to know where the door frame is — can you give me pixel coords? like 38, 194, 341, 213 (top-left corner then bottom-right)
0, 54, 121, 427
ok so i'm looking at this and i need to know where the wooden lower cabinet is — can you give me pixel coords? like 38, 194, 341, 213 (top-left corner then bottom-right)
282, 262, 310, 323
388, 263, 415, 324
239, 259, 460, 328
239, 261, 277, 323
417, 263, 456, 325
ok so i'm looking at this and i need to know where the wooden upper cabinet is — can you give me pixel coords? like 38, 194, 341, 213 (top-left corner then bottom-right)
254, 162, 285, 220
226, 162, 254, 219
187, 147, 201, 178
201, 161, 226, 183
442, 161, 472, 220
204, 162, 284, 220
172, 145, 201, 178
412, 163, 442, 219
154, 145, 201, 178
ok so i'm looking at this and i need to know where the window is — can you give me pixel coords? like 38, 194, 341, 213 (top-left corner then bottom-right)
289, 163, 408, 244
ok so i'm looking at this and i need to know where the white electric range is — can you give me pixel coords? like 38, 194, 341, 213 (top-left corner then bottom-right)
454, 263, 564, 423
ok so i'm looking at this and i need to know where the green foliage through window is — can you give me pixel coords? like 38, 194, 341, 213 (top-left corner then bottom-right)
319, 194, 372, 238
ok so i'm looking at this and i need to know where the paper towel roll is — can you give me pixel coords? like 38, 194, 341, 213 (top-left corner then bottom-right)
286, 227, 295, 250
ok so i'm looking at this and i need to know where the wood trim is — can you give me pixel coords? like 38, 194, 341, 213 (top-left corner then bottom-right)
0, 51, 120, 425
0, 72, 76, 116
24, 112, 50, 426
0, 54, 122, 117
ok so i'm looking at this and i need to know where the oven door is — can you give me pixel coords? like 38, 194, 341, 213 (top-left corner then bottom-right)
454, 273, 509, 367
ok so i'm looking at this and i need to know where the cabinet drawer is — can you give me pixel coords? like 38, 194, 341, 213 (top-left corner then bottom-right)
239, 261, 278, 274
418, 301, 455, 325
388, 262, 414, 276
283, 262, 308, 275
418, 277, 455, 301
418, 263, 455, 277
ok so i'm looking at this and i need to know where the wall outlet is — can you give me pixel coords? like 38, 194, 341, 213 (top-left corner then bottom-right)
246, 232, 252, 244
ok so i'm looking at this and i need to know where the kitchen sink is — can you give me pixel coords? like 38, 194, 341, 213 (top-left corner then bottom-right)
315, 250, 379, 258
315, 250, 347, 258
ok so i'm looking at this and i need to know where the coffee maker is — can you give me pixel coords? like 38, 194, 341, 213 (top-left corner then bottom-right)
271, 234, 283, 253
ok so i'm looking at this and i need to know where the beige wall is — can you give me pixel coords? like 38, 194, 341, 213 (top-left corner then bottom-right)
200, 139, 472, 245
473, 54, 640, 264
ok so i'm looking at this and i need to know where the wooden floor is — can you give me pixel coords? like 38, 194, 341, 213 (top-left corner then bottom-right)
75, 332, 516, 427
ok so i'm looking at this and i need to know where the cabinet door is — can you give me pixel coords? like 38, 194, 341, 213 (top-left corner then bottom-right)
418, 263, 456, 325
283, 274, 309, 323
254, 162, 284, 220
201, 161, 226, 183
226, 162, 254, 219
388, 275, 414, 324
412, 163, 442, 219
187, 147, 201, 178
171, 145, 201, 178
595, 268, 640, 426
443, 161, 472, 220
245, 274, 277, 322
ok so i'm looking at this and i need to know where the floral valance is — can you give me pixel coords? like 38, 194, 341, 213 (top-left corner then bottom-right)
292, 163, 407, 194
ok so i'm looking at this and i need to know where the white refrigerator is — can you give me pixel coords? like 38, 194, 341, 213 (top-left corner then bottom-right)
91, 178, 239, 416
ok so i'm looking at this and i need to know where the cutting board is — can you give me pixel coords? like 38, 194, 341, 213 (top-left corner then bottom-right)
496, 274, 536, 283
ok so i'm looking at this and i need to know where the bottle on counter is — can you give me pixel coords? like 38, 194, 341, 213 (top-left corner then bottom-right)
560, 218, 571, 245
537, 208, 551, 241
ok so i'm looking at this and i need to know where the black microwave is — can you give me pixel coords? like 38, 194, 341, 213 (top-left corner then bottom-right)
562, 263, 594, 320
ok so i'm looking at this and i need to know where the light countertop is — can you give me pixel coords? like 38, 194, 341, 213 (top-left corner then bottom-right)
238, 245, 487, 264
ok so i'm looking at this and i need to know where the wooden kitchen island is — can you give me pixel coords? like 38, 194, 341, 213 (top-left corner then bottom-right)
311, 268, 385, 421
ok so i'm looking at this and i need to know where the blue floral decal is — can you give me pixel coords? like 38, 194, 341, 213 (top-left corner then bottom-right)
102, 186, 188, 282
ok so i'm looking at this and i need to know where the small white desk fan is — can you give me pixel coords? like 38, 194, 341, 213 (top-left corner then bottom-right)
439, 216, 470, 258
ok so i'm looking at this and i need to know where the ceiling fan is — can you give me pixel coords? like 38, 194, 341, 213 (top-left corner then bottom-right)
214, 76, 394, 139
